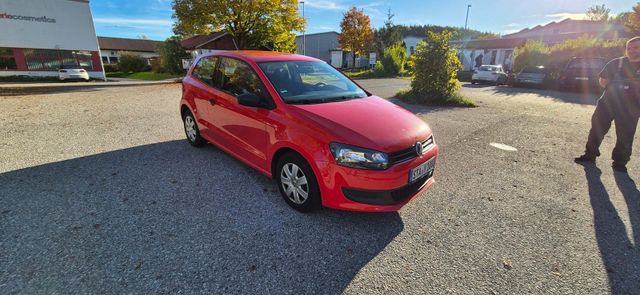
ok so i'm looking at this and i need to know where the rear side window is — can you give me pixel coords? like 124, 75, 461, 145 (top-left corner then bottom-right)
215, 57, 269, 99
192, 56, 218, 87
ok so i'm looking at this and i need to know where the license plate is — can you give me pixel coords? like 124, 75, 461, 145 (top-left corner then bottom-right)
575, 77, 589, 80
409, 158, 435, 183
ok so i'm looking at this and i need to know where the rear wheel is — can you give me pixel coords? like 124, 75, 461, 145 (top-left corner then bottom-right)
182, 109, 206, 147
276, 152, 321, 212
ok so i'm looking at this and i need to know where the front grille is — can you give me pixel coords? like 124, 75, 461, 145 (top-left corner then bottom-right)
388, 136, 434, 164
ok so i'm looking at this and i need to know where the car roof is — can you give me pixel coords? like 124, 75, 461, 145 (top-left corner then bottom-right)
201, 50, 320, 63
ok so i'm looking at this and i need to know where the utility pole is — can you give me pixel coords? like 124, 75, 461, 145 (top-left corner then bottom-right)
464, 4, 471, 31
301, 1, 306, 55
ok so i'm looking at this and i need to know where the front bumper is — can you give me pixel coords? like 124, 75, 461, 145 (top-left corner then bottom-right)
316, 145, 439, 212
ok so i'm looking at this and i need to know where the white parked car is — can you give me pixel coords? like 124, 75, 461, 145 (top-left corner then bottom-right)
58, 65, 90, 82
471, 65, 507, 85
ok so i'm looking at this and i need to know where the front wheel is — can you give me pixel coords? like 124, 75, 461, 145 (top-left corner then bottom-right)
276, 153, 321, 212
182, 110, 206, 147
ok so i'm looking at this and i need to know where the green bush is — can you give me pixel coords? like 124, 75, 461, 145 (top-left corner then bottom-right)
103, 64, 119, 73
512, 40, 550, 74
380, 43, 407, 76
408, 30, 465, 104
118, 53, 149, 73
373, 60, 384, 74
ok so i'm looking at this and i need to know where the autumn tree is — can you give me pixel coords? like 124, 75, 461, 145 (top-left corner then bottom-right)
338, 6, 374, 68
586, 4, 611, 21
172, 0, 305, 52
625, 3, 640, 36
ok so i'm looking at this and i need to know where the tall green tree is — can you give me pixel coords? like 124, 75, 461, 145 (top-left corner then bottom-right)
586, 4, 611, 21
172, 0, 305, 52
373, 9, 403, 56
625, 3, 640, 36
338, 6, 374, 68
157, 36, 191, 75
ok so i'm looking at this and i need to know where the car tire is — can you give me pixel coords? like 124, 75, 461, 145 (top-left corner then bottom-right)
182, 109, 206, 147
276, 152, 322, 212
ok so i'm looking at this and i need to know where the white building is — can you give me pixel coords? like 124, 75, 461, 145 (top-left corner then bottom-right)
98, 37, 163, 65
0, 0, 104, 79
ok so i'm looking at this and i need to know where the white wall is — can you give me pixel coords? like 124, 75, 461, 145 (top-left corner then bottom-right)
0, 0, 99, 51
403, 36, 422, 56
101, 51, 160, 63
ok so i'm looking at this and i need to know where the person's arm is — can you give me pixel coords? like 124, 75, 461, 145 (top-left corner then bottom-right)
598, 58, 616, 88
599, 77, 608, 88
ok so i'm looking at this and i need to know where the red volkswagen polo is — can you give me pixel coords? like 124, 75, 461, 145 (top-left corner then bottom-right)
180, 51, 438, 212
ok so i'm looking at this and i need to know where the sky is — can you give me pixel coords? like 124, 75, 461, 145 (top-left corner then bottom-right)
91, 0, 637, 41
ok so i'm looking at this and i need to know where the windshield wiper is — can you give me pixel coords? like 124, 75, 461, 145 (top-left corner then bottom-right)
322, 95, 365, 102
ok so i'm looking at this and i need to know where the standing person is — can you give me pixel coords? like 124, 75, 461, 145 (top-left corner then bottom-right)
575, 37, 640, 173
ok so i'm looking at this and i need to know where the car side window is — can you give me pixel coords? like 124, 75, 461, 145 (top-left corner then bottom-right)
215, 57, 269, 99
192, 56, 218, 87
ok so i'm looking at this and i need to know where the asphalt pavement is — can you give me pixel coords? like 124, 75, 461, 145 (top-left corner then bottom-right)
1, 80, 638, 294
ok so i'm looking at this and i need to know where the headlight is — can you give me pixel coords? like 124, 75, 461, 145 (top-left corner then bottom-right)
329, 142, 389, 170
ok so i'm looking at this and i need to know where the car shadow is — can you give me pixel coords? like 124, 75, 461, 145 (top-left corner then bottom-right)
0, 140, 404, 294
0, 83, 179, 97
581, 164, 640, 294
461, 83, 497, 88
491, 85, 600, 106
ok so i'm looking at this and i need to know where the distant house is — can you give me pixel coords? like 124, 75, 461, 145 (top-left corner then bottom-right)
98, 37, 163, 65
180, 32, 238, 58
402, 36, 422, 56
452, 19, 625, 71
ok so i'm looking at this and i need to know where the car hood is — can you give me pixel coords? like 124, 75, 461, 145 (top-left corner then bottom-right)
287, 96, 432, 152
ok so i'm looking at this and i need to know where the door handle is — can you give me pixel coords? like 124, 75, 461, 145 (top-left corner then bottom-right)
208, 99, 216, 105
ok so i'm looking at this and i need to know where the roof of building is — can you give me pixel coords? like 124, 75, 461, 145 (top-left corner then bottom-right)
97, 36, 163, 52
502, 18, 624, 39
295, 31, 340, 38
181, 32, 229, 50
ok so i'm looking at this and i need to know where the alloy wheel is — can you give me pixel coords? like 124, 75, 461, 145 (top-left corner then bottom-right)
280, 163, 309, 204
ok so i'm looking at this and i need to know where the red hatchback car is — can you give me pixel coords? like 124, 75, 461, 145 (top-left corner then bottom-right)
180, 51, 438, 212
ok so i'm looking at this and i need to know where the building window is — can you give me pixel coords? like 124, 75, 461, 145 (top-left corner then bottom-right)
23, 49, 94, 71
110, 56, 118, 64
102, 56, 109, 63
0, 48, 17, 70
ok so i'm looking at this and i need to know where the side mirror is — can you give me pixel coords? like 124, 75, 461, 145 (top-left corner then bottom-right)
237, 92, 267, 108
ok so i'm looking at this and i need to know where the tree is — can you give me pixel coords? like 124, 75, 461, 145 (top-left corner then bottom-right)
373, 9, 403, 56
338, 6, 374, 68
172, 0, 305, 52
625, 3, 640, 35
586, 4, 611, 21
410, 31, 462, 102
157, 36, 191, 75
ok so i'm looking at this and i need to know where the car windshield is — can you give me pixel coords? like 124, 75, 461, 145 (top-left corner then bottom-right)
258, 61, 368, 104
59, 65, 79, 69
568, 59, 606, 69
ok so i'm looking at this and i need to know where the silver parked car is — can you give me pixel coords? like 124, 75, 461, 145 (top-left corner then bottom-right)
515, 66, 547, 86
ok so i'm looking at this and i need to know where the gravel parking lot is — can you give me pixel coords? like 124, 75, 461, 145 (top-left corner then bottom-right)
1, 81, 639, 294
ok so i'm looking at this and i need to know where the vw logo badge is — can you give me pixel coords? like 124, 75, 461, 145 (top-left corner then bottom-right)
415, 141, 423, 156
